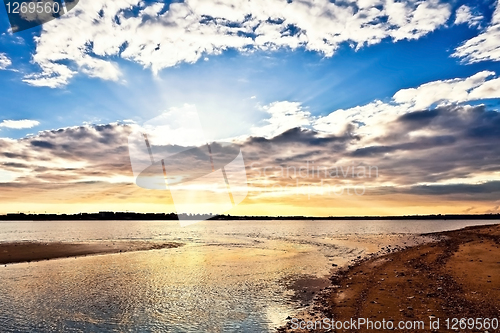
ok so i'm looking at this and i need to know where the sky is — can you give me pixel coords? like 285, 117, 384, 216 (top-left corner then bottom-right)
0, 0, 500, 216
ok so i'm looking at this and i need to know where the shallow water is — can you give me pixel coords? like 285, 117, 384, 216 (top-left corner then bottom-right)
0, 219, 498, 332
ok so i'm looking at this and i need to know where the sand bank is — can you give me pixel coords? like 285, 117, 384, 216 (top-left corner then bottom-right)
280, 223, 500, 332
0, 241, 183, 265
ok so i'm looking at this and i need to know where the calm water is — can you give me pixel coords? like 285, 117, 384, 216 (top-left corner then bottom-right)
0, 219, 498, 332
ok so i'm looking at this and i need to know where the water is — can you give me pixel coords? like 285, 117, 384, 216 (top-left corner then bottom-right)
0, 219, 498, 332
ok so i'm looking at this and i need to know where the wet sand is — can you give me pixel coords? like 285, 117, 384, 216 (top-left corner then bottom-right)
280, 224, 500, 332
0, 241, 183, 264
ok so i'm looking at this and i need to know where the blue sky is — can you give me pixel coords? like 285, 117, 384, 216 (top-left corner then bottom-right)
0, 0, 498, 139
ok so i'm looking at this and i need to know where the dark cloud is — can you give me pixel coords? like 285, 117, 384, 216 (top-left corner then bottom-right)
31, 140, 55, 149
352, 135, 456, 157
0, 124, 133, 189
3, 152, 27, 159
242, 127, 356, 168
240, 105, 500, 199
2, 162, 30, 169
348, 105, 500, 187
399, 109, 439, 121
409, 181, 500, 197
367, 181, 500, 202
246, 127, 355, 146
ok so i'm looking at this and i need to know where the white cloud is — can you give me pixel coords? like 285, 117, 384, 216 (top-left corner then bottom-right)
23, 62, 76, 88
454, 5, 483, 27
141, 104, 208, 146
313, 71, 500, 139
26, 0, 452, 87
453, 1, 500, 63
243, 71, 500, 142
0, 119, 40, 129
0, 53, 12, 70
469, 76, 500, 100
392, 71, 497, 109
251, 101, 311, 139
0, 169, 18, 183
313, 99, 409, 138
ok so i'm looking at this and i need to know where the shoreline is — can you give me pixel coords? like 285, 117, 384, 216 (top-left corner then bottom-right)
279, 223, 500, 332
0, 241, 183, 265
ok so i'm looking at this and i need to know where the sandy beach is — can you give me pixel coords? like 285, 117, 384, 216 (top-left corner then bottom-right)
0, 241, 183, 265
280, 223, 500, 332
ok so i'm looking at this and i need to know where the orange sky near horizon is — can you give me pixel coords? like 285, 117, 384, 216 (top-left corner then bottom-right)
1, 186, 496, 217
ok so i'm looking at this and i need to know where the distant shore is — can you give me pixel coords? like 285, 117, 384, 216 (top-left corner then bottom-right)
280, 223, 500, 332
1, 212, 499, 221
0, 241, 182, 265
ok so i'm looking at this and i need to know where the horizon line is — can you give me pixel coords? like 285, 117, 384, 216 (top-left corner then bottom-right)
1, 211, 499, 221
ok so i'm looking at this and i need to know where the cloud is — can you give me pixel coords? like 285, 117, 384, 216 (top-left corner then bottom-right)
403, 181, 500, 198
453, 1, 500, 63
140, 104, 208, 146
25, 0, 452, 87
312, 70, 500, 141
238, 72, 500, 204
250, 101, 312, 139
245, 104, 500, 201
454, 5, 483, 28
0, 124, 134, 186
1, 105, 500, 212
0, 53, 12, 70
249, 71, 500, 143
2, 71, 500, 213
0, 119, 40, 129
392, 70, 500, 108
